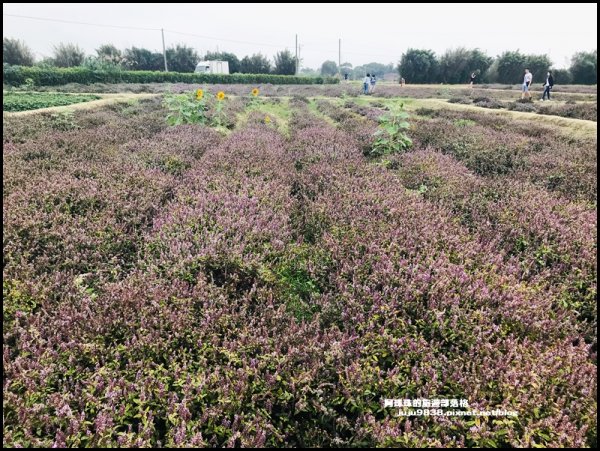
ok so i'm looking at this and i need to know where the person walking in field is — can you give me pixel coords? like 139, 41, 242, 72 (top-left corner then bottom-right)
469, 71, 477, 87
521, 68, 533, 100
541, 71, 554, 101
363, 73, 371, 95
401, 77, 405, 87
370, 74, 377, 93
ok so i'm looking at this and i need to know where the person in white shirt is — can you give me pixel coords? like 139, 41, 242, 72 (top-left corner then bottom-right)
363, 73, 371, 95
521, 68, 533, 100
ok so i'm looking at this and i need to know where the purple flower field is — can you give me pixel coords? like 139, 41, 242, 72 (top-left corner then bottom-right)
3, 94, 597, 447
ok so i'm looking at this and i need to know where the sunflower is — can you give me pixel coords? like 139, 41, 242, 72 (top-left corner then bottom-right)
251, 88, 259, 97
216, 91, 225, 101
196, 88, 204, 100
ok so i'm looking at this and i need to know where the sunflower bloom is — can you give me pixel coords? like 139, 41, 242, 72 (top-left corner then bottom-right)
196, 89, 204, 100
216, 91, 225, 101
251, 88, 259, 97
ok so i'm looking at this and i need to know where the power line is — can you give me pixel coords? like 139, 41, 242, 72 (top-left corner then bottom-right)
164, 29, 285, 49
4, 12, 399, 62
300, 43, 399, 60
3, 13, 160, 31
3, 13, 290, 50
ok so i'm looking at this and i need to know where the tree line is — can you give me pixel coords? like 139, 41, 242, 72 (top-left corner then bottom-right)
3, 37, 597, 84
397, 48, 597, 85
317, 49, 596, 85
3, 38, 298, 75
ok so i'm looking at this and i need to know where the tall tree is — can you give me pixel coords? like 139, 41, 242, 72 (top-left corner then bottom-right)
320, 60, 338, 76
496, 50, 527, 84
273, 50, 296, 75
95, 44, 123, 66
123, 47, 164, 71
165, 44, 199, 72
550, 68, 573, 85
398, 49, 439, 83
240, 53, 271, 74
52, 43, 85, 67
96, 44, 121, 60
570, 50, 597, 84
439, 48, 492, 83
361, 62, 388, 77
3, 37, 35, 66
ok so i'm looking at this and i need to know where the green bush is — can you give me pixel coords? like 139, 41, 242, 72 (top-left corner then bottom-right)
3, 66, 339, 86
368, 102, 413, 157
508, 102, 537, 112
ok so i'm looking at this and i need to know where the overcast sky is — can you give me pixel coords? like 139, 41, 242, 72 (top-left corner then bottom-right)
3, 3, 597, 69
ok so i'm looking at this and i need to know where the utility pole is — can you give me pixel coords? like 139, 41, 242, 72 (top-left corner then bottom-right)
295, 34, 298, 75
338, 38, 341, 75
161, 28, 168, 72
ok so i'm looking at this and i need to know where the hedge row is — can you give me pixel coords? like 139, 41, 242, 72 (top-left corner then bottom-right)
3, 66, 340, 86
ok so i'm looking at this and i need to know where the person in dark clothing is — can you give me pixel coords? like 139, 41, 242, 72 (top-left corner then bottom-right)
541, 71, 554, 101
363, 73, 371, 94
469, 72, 477, 87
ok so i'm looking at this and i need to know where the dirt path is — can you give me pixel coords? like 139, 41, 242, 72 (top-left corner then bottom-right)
407, 98, 597, 139
3, 93, 160, 116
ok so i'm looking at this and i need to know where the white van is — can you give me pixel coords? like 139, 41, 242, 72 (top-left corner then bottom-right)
195, 61, 230, 74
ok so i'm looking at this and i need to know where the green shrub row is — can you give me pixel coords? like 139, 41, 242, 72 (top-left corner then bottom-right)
3, 92, 101, 112
3, 65, 339, 86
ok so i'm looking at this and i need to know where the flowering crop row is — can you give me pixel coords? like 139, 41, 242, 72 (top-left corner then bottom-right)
3, 95, 596, 447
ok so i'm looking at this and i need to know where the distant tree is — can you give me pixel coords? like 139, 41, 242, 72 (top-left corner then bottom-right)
166, 44, 199, 72
339, 62, 353, 79
96, 44, 121, 60
551, 68, 573, 85
496, 50, 527, 84
3, 37, 35, 66
273, 49, 296, 75
485, 59, 500, 83
52, 42, 85, 67
240, 53, 271, 74
123, 47, 164, 71
398, 49, 439, 83
439, 48, 492, 83
300, 67, 319, 77
469, 50, 494, 83
204, 51, 241, 73
495, 51, 551, 84
359, 62, 388, 78
570, 50, 597, 84
440, 48, 469, 83
320, 60, 338, 76
340, 61, 353, 76
52, 43, 85, 67
51, 43, 84, 68
95, 44, 124, 66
